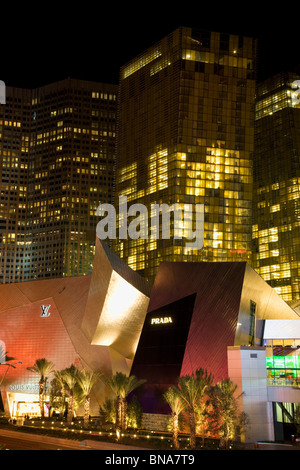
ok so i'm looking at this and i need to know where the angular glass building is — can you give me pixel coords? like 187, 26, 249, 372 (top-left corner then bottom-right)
0, 238, 150, 417
114, 26, 257, 282
1, 241, 299, 443
131, 260, 300, 442
253, 68, 300, 301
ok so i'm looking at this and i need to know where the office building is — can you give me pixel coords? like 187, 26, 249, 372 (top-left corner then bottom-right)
114, 26, 257, 282
253, 69, 300, 301
0, 78, 118, 283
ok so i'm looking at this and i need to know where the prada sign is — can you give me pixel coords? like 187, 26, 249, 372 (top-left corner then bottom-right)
151, 316, 173, 325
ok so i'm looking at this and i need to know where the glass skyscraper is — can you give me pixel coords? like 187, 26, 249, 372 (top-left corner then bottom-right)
114, 26, 257, 282
0, 78, 118, 283
253, 68, 300, 301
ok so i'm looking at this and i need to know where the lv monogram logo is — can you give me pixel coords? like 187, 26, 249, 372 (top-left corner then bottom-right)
40, 305, 51, 317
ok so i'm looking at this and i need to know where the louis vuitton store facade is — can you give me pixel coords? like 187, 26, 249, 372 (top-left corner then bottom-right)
0, 238, 151, 419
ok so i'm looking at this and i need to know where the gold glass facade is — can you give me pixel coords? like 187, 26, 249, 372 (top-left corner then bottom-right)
0, 87, 30, 284
253, 70, 300, 301
0, 79, 118, 283
114, 27, 257, 282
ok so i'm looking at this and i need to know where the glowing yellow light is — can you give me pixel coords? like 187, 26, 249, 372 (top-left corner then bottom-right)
90, 271, 149, 355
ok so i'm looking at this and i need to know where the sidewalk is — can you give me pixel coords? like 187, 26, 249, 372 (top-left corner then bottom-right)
79, 438, 149, 450
255, 441, 300, 451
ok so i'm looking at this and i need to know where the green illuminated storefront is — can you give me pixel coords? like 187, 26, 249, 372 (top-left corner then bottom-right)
263, 320, 300, 441
266, 356, 300, 440
267, 356, 300, 388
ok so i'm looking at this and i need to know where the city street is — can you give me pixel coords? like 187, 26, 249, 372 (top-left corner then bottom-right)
0, 435, 78, 450
0, 428, 148, 450
0, 428, 86, 450
1, 427, 300, 452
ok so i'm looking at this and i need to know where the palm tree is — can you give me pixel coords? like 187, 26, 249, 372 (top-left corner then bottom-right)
210, 378, 240, 449
120, 374, 146, 431
105, 372, 123, 436
99, 397, 116, 424
163, 386, 185, 450
61, 365, 79, 425
106, 372, 146, 438
0, 347, 19, 393
194, 369, 214, 447
27, 358, 54, 417
176, 375, 199, 449
77, 369, 102, 429
0, 345, 14, 364
52, 370, 67, 418
176, 369, 213, 450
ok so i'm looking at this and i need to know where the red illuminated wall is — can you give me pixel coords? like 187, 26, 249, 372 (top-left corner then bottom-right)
0, 275, 94, 411
1, 297, 82, 389
146, 261, 246, 383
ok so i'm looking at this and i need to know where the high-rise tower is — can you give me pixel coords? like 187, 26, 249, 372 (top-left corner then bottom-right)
114, 26, 257, 282
253, 69, 300, 301
0, 78, 118, 283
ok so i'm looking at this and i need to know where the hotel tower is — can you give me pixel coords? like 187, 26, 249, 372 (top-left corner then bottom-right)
253, 68, 300, 302
114, 26, 257, 282
0, 78, 118, 283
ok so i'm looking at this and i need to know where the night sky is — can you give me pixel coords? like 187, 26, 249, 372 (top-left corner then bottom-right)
1, 4, 298, 88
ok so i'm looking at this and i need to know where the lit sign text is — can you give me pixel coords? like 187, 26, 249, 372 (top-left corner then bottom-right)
9, 384, 40, 391
151, 317, 173, 325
